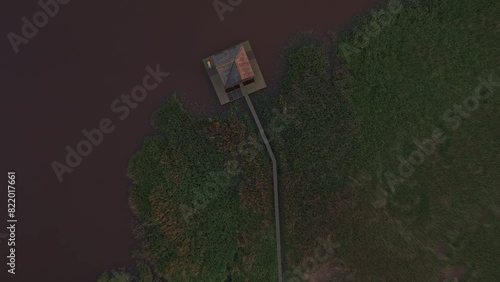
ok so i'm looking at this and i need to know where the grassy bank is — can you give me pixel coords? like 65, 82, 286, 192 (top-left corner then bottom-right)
99, 98, 278, 281
255, 0, 499, 280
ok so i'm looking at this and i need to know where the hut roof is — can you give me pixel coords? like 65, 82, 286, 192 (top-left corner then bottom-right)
214, 45, 255, 89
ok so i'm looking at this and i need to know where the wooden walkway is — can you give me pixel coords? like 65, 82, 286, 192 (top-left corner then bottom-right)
243, 91, 283, 282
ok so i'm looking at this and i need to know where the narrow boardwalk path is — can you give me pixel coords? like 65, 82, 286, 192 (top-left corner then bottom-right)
243, 92, 283, 282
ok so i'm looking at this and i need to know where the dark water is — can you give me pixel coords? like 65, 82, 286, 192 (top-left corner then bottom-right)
1, 0, 377, 281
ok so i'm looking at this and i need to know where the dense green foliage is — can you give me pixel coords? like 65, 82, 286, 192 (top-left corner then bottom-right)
334, 0, 500, 280
128, 98, 238, 280
253, 0, 499, 280
124, 97, 277, 281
